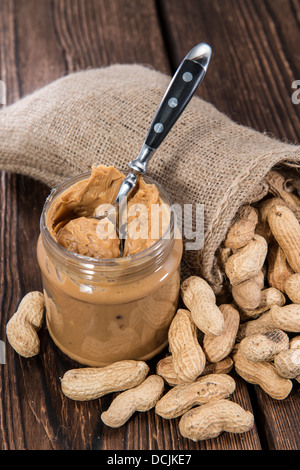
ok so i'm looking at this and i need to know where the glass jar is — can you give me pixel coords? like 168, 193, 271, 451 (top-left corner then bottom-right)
37, 172, 182, 367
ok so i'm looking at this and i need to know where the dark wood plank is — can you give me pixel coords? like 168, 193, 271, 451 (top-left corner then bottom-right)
158, 0, 300, 142
14, 0, 170, 96
158, 0, 300, 450
253, 384, 300, 450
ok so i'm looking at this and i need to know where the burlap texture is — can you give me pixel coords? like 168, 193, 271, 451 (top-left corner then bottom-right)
0, 64, 299, 293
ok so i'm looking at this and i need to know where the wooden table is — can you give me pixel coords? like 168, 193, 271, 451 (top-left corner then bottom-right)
0, 0, 299, 451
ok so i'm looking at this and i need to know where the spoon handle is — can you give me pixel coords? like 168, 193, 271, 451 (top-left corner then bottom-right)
129, 42, 212, 175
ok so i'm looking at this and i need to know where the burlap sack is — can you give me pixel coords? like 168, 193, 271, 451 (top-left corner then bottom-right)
0, 64, 299, 293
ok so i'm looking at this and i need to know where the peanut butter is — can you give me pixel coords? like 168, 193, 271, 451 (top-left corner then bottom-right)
37, 166, 182, 366
47, 164, 168, 259
49, 165, 124, 233
57, 216, 120, 259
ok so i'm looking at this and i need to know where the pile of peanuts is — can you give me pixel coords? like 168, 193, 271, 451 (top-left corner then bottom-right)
216, 170, 300, 401
5, 170, 300, 442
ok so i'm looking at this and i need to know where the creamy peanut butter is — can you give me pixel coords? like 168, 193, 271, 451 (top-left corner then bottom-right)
37, 166, 182, 366
49, 165, 125, 234
47, 165, 168, 258
57, 216, 120, 259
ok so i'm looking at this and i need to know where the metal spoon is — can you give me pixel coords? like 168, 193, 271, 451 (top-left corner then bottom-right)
94, 42, 212, 228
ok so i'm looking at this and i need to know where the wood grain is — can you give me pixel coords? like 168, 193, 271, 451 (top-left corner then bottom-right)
0, 0, 299, 450
159, 0, 300, 141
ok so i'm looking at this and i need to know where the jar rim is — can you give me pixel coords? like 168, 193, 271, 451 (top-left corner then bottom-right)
40, 169, 175, 270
